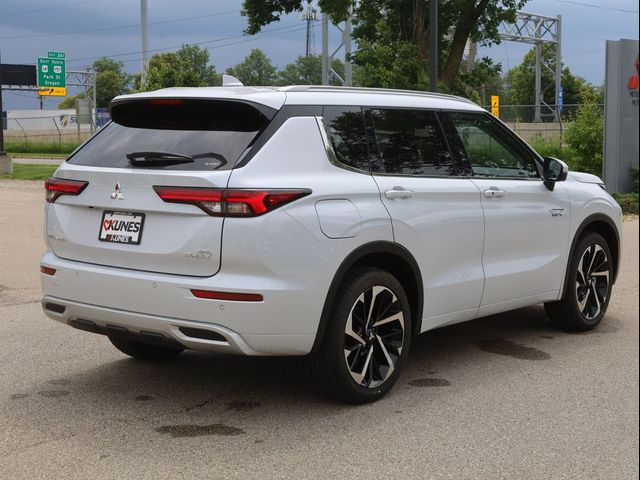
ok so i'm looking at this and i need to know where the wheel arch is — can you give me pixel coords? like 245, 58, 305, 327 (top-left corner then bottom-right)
562, 213, 621, 297
310, 241, 424, 353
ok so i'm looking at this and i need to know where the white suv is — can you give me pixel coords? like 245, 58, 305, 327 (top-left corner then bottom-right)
41, 85, 622, 403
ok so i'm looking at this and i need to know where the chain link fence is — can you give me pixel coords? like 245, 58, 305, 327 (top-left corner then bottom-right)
2, 109, 111, 149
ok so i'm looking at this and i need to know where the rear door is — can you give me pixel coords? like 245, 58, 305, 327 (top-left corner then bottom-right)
367, 108, 485, 329
46, 98, 275, 276
442, 111, 571, 309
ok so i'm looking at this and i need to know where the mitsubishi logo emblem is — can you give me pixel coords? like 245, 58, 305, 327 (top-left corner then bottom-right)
111, 182, 124, 200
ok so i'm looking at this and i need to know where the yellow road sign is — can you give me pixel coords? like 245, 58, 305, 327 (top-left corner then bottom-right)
491, 95, 500, 118
38, 87, 67, 97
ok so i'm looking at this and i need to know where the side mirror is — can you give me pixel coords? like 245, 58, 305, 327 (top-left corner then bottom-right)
543, 157, 569, 191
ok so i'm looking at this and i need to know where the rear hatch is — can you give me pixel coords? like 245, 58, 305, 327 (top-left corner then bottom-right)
46, 96, 278, 276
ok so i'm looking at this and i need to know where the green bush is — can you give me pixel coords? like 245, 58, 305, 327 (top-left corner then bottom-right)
529, 136, 576, 170
611, 192, 639, 215
565, 89, 604, 175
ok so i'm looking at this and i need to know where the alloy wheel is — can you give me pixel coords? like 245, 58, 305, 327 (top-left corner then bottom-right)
576, 244, 610, 320
344, 285, 405, 388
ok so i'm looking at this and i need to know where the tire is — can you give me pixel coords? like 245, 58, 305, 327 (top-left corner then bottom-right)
310, 266, 412, 404
545, 232, 613, 332
108, 335, 184, 361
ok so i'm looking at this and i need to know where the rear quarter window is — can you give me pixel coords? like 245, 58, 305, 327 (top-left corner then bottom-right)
322, 106, 370, 172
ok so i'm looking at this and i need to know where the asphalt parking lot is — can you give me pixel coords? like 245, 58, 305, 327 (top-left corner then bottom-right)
1, 179, 638, 479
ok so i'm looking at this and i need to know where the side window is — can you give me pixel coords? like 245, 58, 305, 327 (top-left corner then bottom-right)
322, 106, 370, 171
448, 112, 539, 178
368, 108, 456, 176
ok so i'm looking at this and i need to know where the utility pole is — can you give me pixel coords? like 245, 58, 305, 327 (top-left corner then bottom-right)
0, 50, 10, 173
0, 50, 5, 156
320, 9, 353, 86
321, 13, 329, 85
554, 14, 562, 122
534, 43, 542, 122
342, 11, 353, 86
140, 0, 149, 79
429, 0, 438, 92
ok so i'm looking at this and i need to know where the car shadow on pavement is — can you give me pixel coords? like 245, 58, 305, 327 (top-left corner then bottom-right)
16, 305, 623, 430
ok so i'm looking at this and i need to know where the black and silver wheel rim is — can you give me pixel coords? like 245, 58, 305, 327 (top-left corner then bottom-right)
344, 285, 405, 389
576, 244, 610, 320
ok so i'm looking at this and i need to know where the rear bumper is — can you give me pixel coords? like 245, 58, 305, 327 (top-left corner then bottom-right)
42, 295, 309, 355
40, 251, 322, 356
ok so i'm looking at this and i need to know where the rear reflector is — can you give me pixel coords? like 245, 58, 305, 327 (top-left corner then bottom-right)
154, 186, 310, 217
40, 266, 56, 276
45, 177, 89, 203
190, 289, 263, 302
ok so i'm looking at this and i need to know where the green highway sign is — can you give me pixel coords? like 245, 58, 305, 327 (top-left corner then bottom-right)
37, 51, 66, 88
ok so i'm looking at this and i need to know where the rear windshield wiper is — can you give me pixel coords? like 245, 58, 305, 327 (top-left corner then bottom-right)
126, 151, 194, 166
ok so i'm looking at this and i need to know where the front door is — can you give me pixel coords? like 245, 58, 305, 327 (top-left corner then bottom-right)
442, 111, 571, 313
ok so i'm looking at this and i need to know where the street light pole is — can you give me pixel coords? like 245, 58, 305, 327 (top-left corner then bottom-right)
141, 0, 149, 79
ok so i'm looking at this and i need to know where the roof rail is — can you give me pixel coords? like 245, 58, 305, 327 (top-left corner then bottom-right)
279, 85, 477, 106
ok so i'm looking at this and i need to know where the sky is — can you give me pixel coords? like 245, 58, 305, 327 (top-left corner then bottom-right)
0, 0, 638, 110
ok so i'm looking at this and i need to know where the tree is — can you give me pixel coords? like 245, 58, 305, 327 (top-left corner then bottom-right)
454, 57, 504, 105
58, 58, 129, 109
504, 47, 589, 107
351, 19, 429, 90
241, 0, 527, 90
276, 55, 344, 85
93, 57, 129, 107
142, 45, 221, 91
57, 93, 86, 109
226, 49, 277, 86
565, 88, 604, 175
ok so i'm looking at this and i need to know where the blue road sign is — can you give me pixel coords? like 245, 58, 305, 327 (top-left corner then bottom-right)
558, 86, 564, 112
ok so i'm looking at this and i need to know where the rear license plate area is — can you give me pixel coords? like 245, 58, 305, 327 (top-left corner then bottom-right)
99, 211, 145, 245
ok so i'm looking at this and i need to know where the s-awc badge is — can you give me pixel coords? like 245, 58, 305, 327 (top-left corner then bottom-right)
99, 211, 145, 245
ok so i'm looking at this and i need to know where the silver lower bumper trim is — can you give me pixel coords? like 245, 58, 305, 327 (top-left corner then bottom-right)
42, 295, 263, 355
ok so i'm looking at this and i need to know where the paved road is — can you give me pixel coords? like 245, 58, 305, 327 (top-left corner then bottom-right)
1, 179, 638, 480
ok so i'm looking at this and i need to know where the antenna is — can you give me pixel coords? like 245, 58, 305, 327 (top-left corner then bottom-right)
301, 5, 318, 57
222, 74, 244, 87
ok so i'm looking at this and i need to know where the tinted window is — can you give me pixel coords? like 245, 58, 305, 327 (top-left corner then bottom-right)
68, 100, 272, 170
111, 99, 273, 131
369, 109, 455, 176
449, 112, 539, 178
322, 106, 370, 171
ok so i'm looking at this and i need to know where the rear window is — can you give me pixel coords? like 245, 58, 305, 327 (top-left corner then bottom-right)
67, 99, 274, 170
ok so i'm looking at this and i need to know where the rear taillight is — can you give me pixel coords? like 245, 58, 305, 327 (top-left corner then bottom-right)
153, 187, 310, 217
44, 178, 89, 203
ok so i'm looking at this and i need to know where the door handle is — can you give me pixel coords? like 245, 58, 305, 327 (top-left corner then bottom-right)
385, 187, 415, 200
483, 187, 506, 199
